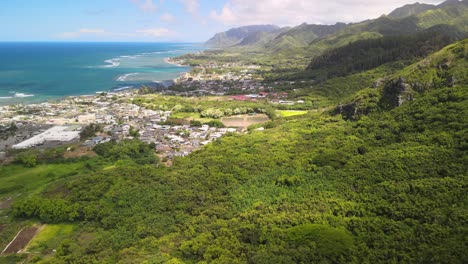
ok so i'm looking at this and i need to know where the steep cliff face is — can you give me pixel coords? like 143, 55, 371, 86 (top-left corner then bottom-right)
205, 25, 280, 47
333, 88, 381, 120
379, 77, 414, 109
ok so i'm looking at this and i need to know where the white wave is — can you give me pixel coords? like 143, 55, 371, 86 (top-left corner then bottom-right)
117, 73, 139, 82
150, 51, 165, 54
113, 86, 134, 91
0, 96, 13, 100
14, 93, 34, 98
104, 58, 121, 68
140, 51, 172, 55
119, 55, 137, 59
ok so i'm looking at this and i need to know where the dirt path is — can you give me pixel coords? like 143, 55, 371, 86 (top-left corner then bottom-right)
1, 226, 39, 255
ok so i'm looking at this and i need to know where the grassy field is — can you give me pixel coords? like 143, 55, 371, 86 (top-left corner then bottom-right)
26, 224, 75, 255
0, 163, 86, 200
170, 112, 216, 123
0, 159, 106, 262
277, 110, 308, 117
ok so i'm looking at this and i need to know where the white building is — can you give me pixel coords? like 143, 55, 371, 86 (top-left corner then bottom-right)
12, 126, 81, 149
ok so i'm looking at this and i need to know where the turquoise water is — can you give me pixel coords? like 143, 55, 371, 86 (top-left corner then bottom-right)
0, 42, 201, 105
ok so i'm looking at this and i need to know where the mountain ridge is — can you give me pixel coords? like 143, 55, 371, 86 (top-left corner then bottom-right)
205, 0, 467, 52
205, 25, 281, 47
388, 2, 436, 19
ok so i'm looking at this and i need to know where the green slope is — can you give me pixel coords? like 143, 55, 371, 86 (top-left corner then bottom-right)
388, 2, 436, 19
306, 25, 467, 81
2, 39, 467, 263
309, 1, 467, 54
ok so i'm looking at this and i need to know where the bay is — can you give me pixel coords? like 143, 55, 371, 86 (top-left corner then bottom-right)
0, 42, 201, 105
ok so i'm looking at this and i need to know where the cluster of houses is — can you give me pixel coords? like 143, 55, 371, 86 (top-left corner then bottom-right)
0, 60, 310, 159
139, 124, 238, 158
0, 91, 244, 160
160, 79, 267, 97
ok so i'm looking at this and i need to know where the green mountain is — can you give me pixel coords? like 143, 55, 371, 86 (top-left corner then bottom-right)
205, 25, 281, 47
237, 27, 292, 47
207, 22, 347, 51
439, 0, 465, 7
264, 23, 347, 51
335, 38, 468, 119
1, 1, 468, 263
204, 0, 467, 56
309, 0, 467, 53
3, 39, 467, 263
306, 24, 467, 80
388, 2, 436, 19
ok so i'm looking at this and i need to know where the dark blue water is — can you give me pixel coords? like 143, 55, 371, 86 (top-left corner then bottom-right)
0, 42, 201, 105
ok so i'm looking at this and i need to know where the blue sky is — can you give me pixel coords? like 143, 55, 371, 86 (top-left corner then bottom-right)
0, 0, 444, 42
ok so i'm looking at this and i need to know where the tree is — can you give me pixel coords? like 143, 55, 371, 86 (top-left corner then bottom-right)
15, 151, 38, 167
80, 124, 102, 141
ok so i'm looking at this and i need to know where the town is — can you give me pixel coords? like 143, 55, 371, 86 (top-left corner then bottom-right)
0, 91, 243, 163
0, 60, 311, 163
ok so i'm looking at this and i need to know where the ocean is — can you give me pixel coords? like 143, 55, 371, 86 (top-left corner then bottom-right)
0, 42, 202, 105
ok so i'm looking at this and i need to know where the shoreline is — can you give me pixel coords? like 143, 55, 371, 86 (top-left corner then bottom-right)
0, 56, 192, 107
164, 57, 185, 67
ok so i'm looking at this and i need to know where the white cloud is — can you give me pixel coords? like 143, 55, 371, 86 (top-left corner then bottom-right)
136, 28, 176, 37
210, 0, 445, 26
210, 5, 236, 25
79, 29, 106, 34
59, 28, 110, 38
160, 12, 176, 23
129, 0, 157, 13
179, 0, 200, 16
58, 28, 176, 39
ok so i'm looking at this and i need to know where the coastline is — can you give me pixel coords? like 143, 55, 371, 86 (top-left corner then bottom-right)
0, 42, 202, 107
164, 56, 194, 85
0, 56, 192, 107
164, 57, 184, 67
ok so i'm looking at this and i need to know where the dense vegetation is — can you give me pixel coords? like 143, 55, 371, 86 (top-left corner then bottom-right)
0, 1, 467, 263
132, 95, 282, 121
306, 27, 465, 80
0, 39, 465, 263
181, 0, 468, 79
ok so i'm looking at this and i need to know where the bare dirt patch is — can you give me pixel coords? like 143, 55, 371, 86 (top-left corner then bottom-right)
221, 114, 270, 128
2, 226, 39, 254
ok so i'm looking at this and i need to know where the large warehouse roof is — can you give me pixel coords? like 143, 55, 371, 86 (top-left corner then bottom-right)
12, 126, 80, 149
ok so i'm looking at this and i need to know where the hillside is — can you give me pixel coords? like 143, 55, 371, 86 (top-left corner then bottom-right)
309, 0, 467, 52
1, 36, 467, 264
264, 23, 347, 51
1, 1, 467, 263
306, 24, 467, 80
208, 0, 466, 53
205, 25, 281, 47
388, 2, 436, 18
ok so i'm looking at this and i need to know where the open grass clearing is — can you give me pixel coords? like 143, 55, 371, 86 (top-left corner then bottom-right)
0, 163, 87, 200
277, 110, 308, 117
170, 112, 216, 123
26, 224, 75, 255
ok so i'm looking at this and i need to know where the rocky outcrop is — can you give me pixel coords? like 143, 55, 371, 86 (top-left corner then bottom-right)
379, 77, 414, 109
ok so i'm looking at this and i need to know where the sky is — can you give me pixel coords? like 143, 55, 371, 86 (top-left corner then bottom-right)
0, 0, 446, 42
